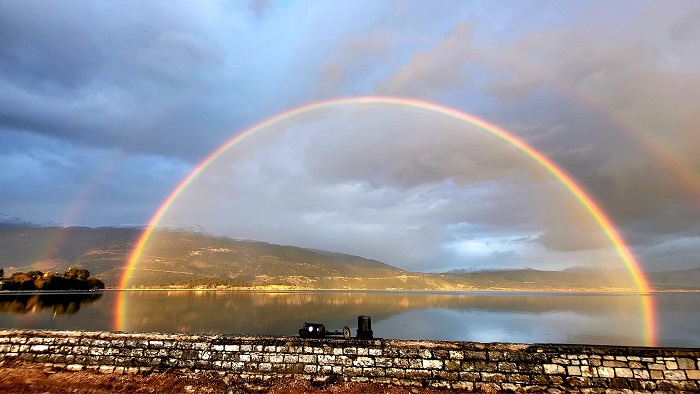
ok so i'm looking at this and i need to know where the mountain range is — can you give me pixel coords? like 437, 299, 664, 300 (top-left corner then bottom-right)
0, 216, 698, 291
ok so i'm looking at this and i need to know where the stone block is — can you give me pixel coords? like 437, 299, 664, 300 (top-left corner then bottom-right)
386, 368, 405, 378
650, 369, 664, 379
364, 367, 386, 377
444, 360, 460, 371
488, 352, 504, 361
686, 369, 700, 379
498, 362, 517, 372
336, 355, 353, 366
405, 369, 430, 379
543, 364, 565, 375
481, 372, 506, 382
18, 353, 35, 362
506, 373, 530, 384
596, 366, 614, 378
421, 359, 442, 370
448, 350, 464, 360
579, 365, 596, 377
628, 360, 643, 369
614, 368, 633, 378
298, 354, 316, 363
609, 377, 630, 389
648, 362, 665, 370
602, 360, 627, 368
475, 361, 498, 372
678, 380, 699, 391
654, 380, 676, 391
452, 381, 474, 391
343, 367, 362, 377
567, 365, 581, 376
666, 360, 679, 369
633, 369, 650, 379
268, 354, 284, 364
30, 344, 49, 353
566, 376, 591, 388
429, 380, 451, 389
518, 363, 543, 374
463, 351, 487, 360
677, 357, 695, 369
368, 348, 382, 356
664, 369, 686, 380
353, 356, 374, 367
460, 371, 480, 381
476, 382, 502, 393
382, 348, 401, 358
433, 370, 458, 380
90, 348, 105, 356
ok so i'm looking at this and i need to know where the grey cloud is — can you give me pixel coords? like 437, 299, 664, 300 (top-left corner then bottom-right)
669, 4, 700, 42
367, 2, 700, 269
317, 31, 392, 98
375, 22, 475, 97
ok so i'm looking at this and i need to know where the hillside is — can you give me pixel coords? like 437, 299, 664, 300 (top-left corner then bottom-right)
0, 222, 698, 291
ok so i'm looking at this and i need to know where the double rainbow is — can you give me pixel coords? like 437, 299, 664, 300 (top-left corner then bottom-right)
116, 96, 656, 345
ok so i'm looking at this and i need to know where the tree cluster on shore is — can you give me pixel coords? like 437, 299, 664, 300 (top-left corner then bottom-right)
0, 267, 105, 291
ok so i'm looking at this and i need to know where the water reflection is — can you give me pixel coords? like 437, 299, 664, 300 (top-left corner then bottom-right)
118, 291, 651, 345
0, 292, 103, 315
2, 290, 697, 347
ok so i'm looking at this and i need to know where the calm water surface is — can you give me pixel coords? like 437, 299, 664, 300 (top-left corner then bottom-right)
0, 291, 698, 348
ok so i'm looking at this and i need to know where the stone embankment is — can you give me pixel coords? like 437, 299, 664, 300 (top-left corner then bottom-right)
1, 329, 699, 392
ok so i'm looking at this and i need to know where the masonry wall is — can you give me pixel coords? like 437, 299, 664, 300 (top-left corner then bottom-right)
1, 329, 699, 392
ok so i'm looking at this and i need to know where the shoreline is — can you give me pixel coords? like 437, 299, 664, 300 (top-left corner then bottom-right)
3, 288, 699, 294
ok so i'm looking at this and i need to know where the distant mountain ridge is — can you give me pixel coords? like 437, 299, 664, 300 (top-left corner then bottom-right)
0, 218, 698, 291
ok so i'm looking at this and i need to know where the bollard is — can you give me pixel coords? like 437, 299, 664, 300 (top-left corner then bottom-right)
356, 315, 373, 339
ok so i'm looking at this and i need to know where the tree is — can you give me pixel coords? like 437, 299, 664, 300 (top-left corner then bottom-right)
0, 268, 4, 280
64, 267, 90, 281
7, 272, 37, 290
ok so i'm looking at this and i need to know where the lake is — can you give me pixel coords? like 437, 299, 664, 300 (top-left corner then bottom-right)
0, 290, 698, 348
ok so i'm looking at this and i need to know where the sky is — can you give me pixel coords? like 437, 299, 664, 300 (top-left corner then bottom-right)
1, 0, 699, 273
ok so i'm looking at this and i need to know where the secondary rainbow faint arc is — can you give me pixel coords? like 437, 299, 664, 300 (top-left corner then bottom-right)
117, 96, 656, 344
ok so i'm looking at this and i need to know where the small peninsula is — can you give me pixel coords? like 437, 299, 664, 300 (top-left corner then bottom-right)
0, 268, 105, 291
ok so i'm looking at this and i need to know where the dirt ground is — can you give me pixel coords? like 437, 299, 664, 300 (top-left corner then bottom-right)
0, 360, 462, 394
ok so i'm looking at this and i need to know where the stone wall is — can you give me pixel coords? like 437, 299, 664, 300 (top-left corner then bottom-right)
1, 329, 699, 392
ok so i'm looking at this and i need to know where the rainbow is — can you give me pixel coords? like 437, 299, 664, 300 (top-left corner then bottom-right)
116, 96, 656, 345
